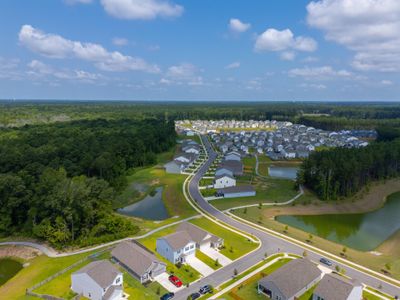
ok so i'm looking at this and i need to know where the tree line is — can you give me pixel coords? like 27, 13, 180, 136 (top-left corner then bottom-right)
298, 139, 400, 200
0, 118, 176, 248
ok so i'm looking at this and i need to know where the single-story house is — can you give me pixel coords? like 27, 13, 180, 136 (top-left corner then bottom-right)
214, 174, 236, 189
224, 151, 241, 161
258, 259, 322, 300
111, 241, 166, 284
312, 273, 363, 300
182, 145, 200, 155
71, 260, 123, 300
219, 160, 243, 176
177, 222, 224, 249
164, 160, 187, 174
156, 231, 196, 264
217, 185, 255, 198
215, 167, 234, 177
174, 153, 197, 164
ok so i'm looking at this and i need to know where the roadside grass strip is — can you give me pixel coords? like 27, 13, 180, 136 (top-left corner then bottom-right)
196, 251, 222, 270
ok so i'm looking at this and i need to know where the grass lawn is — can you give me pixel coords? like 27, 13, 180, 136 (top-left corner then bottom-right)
297, 284, 317, 300
0, 250, 102, 300
123, 269, 167, 300
257, 163, 269, 176
189, 218, 258, 260
221, 258, 292, 300
210, 177, 298, 211
196, 251, 221, 270
363, 290, 383, 300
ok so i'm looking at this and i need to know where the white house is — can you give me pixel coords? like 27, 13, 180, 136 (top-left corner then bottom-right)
156, 231, 196, 264
71, 260, 123, 300
183, 145, 200, 155
214, 174, 236, 189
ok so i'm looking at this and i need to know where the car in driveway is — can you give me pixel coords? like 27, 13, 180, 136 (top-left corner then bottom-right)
320, 257, 333, 266
168, 275, 182, 287
160, 292, 174, 300
189, 292, 201, 299
199, 285, 212, 294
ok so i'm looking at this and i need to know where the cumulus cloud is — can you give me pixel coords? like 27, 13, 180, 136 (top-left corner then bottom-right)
307, 0, 400, 72
19, 25, 159, 73
225, 61, 240, 69
0, 57, 21, 80
299, 83, 327, 89
101, 0, 183, 20
255, 28, 317, 55
161, 63, 203, 85
280, 51, 296, 61
288, 66, 352, 79
229, 18, 251, 33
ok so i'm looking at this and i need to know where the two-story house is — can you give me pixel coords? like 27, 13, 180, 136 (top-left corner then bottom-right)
156, 231, 196, 264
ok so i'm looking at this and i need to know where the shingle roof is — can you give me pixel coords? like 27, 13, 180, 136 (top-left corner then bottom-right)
218, 185, 255, 194
103, 285, 123, 300
259, 259, 321, 299
176, 222, 221, 245
314, 273, 362, 300
74, 260, 121, 289
215, 174, 235, 181
161, 230, 193, 251
112, 241, 165, 277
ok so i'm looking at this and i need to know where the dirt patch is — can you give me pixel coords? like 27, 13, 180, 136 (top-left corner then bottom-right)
264, 179, 400, 218
0, 246, 41, 260
376, 230, 400, 257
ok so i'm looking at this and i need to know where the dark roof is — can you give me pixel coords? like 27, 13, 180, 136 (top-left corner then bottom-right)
219, 160, 243, 174
74, 260, 121, 289
112, 241, 165, 276
160, 231, 193, 251
259, 259, 321, 299
218, 185, 255, 194
314, 273, 362, 300
177, 222, 221, 245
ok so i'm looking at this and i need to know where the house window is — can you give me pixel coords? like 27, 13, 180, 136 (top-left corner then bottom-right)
185, 246, 190, 251
116, 277, 120, 284
190, 245, 194, 249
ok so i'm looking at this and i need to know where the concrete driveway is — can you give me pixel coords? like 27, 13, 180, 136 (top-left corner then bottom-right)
200, 246, 232, 266
185, 254, 214, 276
154, 273, 183, 293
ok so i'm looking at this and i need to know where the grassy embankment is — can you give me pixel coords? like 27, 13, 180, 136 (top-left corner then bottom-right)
232, 180, 400, 280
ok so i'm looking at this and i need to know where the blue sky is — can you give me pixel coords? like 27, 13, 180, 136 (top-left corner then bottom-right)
0, 0, 399, 101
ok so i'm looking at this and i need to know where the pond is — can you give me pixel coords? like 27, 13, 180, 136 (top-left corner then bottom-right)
276, 192, 400, 251
117, 187, 169, 220
0, 258, 23, 285
268, 166, 299, 180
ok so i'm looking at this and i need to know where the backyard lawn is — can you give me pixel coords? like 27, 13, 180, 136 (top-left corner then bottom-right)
123, 270, 167, 300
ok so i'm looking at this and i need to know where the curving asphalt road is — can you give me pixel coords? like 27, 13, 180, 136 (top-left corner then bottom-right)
174, 135, 400, 300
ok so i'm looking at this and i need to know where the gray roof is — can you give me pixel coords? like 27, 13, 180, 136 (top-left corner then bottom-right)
218, 185, 255, 194
112, 241, 165, 276
74, 260, 121, 289
259, 259, 321, 299
160, 230, 193, 251
314, 273, 362, 300
103, 285, 123, 300
219, 160, 243, 174
177, 222, 222, 245
215, 174, 235, 181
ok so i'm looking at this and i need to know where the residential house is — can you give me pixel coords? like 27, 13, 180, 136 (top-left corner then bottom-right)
176, 222, 223, 249
71, 260, 123, 300
156, 231, 196, 264
214, 174, 236, 189
111, 241, 166, 284
164, 160, 186, 174
217, 185, 256, 198
224, 151, 241, 161
215, 167, 234, 177
219, 160, 243, 176
258, 259, 322, 300
312, 273, 363, 300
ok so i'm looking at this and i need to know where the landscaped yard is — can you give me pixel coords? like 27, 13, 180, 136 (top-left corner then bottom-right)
196, 251, 221, 270
123, 270, 167, 300
220, 258, 292, 300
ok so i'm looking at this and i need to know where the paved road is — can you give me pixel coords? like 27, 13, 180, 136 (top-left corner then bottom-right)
174, 135, 400, 300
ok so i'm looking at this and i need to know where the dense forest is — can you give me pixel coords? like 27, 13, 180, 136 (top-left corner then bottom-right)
0, 118, 176, 248
298, 139, 400, 200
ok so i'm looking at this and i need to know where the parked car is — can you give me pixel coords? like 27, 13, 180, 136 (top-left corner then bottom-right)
199, 285, 212, 294
189, 292, 201, 299
320, 258, 333, 266
168, 275, 183, 287
160, 292, 174, 300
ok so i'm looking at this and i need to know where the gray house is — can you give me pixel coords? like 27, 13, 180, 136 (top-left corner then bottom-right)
177, 222, 223, 250
156, 231, 196, 264
258, 259, 322, 300
219, 160, 243, 176
313, 273, 363, 300
217, 185, 256, 198
111, 241, 166, 284
215, 167, 234, 177
164, 160, 186, 174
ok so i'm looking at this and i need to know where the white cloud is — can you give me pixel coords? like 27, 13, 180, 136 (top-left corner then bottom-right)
28, 60, 52, 74
255, 28, 317, 54
280, 51, 296, 61
0, 57, 21, 80
229, 18, 251, 33
288, 66, 352, 79
161, 63, 203, 86
225, 61, 240, 69
302, 56, 319, 63
64, 0, 93, 4
101, 0, 183, 20
19, 25, 159, 73
307, 0, 400, 72
112, 37, 129, 46
299, 83, 327, 89
381, 79, 393, 85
